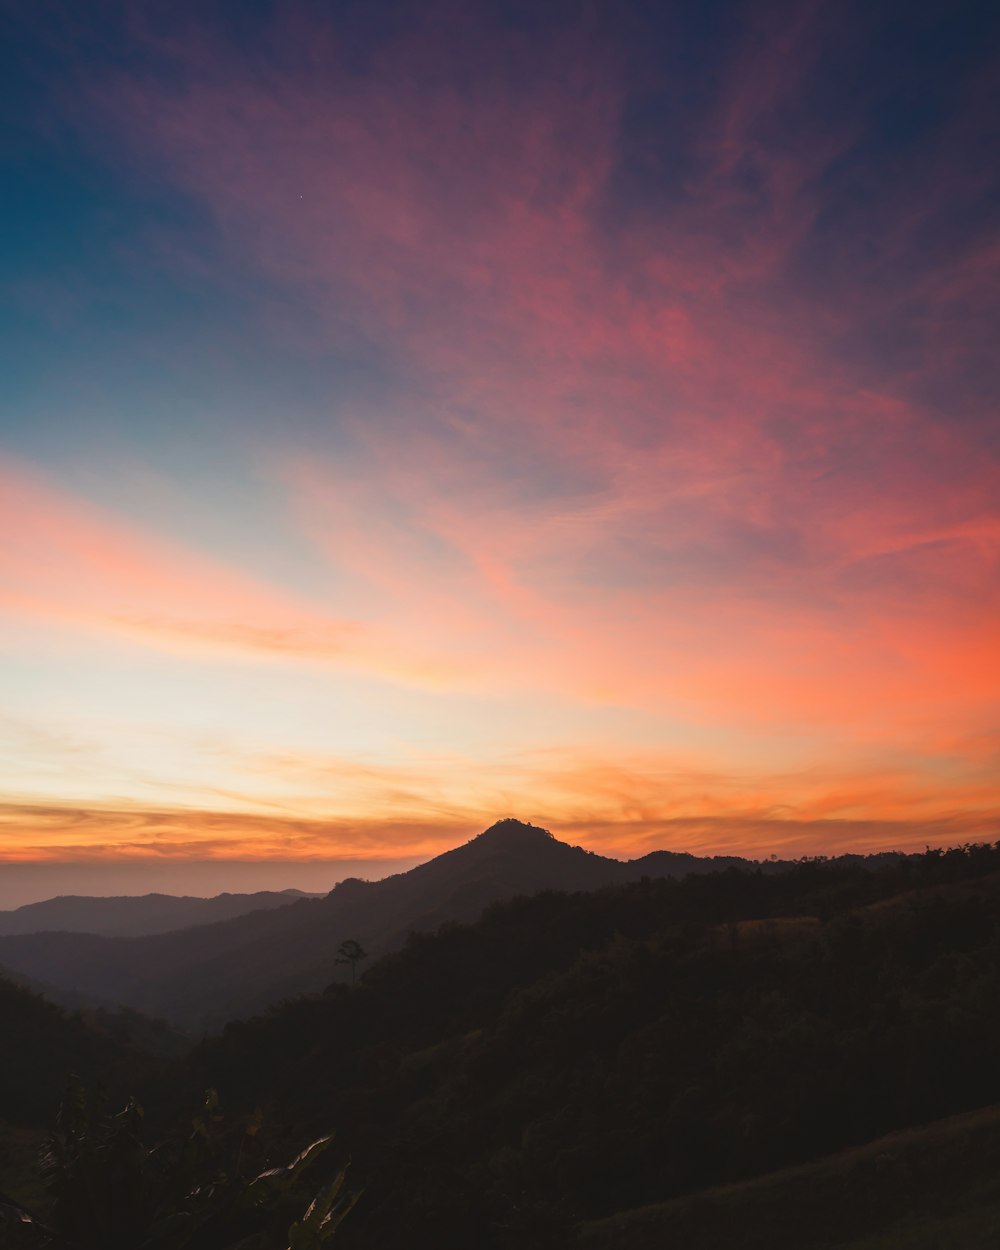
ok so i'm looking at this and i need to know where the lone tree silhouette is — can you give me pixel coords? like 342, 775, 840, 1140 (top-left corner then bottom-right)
335, 938, 368, 984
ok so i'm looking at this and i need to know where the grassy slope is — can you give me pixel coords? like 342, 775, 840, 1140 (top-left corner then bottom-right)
839, 1204, 1000, 1249
576, 1104, 1000, 1249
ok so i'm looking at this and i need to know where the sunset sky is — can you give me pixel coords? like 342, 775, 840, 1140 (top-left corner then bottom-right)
2, 1, 999, 903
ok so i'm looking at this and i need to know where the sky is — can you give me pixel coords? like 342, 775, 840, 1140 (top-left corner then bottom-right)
1, 0, 999, 904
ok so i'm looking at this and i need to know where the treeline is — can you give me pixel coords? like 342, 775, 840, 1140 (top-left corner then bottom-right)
0, 977, 140, 1127
152, 841, 1000, 1248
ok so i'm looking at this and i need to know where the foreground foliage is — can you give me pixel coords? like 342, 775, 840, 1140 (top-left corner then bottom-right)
1, 1082, 356, 1249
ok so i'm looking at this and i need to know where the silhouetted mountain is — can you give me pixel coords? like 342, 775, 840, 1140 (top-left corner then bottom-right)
0, 820, 900, 1029
157, 841, 1000, 1250
6, 841, 1000, 1249
0, 889, 325, 939
347, 818, 625, 913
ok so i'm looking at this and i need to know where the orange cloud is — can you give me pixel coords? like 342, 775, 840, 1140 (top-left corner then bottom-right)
2, 778, 996, 866
9, 726, 997, 864
0, 800, 480, 863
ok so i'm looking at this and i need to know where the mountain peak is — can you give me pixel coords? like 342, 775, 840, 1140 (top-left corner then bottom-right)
475, 818, 555, 845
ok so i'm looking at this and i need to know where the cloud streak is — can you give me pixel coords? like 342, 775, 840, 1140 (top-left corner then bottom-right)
87, 6, 1000, 725
3, 1, 998, 863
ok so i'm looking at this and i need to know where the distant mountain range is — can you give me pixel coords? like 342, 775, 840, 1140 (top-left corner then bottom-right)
0, 889, 323, 939
0, 820, 905, 1029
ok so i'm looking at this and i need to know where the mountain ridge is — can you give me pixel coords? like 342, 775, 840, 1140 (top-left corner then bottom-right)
164, 841, 1000, 1249
0, 820, 906, 1028
0, 888, 326, 939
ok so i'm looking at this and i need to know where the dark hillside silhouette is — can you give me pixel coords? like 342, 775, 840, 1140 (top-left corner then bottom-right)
576, 1102, 1000, 1249
145, 841, 1000, 1248
4, 841, 1000, 1249
0, 820, 811, 1027
0, 976, 141, 1127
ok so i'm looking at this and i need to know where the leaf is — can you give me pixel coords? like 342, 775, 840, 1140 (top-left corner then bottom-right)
300, 1169, 345, 1232
244, 1135, 335, 1206
286, 1172, 361, 1249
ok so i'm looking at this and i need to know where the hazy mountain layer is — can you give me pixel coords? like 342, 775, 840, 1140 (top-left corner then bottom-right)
0, 821, 896, 1028
0, 889, 322, 939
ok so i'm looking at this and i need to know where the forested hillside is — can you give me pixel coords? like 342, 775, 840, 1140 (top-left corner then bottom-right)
0, 822, 804, 1028
149, 842, 1000, 1248
0, 975, 133, 1127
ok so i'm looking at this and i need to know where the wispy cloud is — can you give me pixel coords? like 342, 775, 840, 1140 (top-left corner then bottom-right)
6, 727, 997, 863
2, 2, 997, 863
80, 5, 1000, 733
0, 457, 472, 686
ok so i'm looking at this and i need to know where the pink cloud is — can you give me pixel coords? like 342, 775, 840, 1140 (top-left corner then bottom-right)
0, 457, 358, 652
0, 457, 481, 690
7, 5, 992, 858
